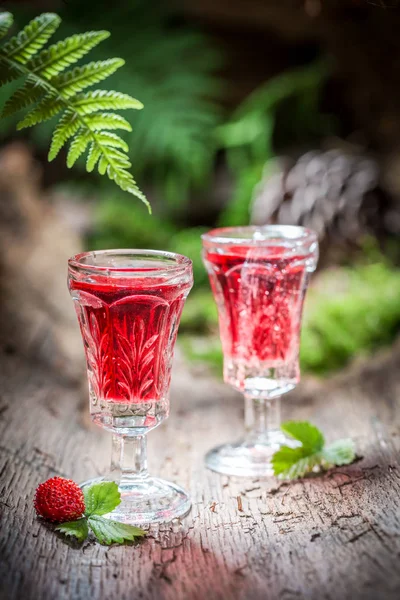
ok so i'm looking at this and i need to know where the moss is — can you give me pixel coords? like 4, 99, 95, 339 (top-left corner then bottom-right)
300, 261, 400, 374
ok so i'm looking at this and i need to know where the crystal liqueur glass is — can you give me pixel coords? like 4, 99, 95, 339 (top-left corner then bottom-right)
202, 226, 318, 476
68, 250, 193, 524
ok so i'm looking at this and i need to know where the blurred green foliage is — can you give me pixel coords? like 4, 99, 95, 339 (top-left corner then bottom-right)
300, 260, 400, 374
179, 290, 218, 333
89, 195, 176, 250
180, 334, 223, 374
169, 228, 209, 288
88, 194, 208, 288
0, 0, 223, 205
217, 59, 334, 226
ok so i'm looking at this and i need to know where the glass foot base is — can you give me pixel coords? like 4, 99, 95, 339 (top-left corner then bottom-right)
81, 476, 191, 525
205, 430, 290, 477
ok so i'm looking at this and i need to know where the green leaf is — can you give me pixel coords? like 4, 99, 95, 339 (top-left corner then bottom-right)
322, 439, 356, 467
95, 132, 129, 152
103, 147, 131, 168
88, 515, 146, 545
28, 30, 110, 79
1, 75, 44, 118
0, 12, 13, 41
272, 450, 322, 480
2, 13, 60, 65
83, 481, 121, 517
48, 110, 80, 160
52, 58, 125, 99
98, 154, 108, 175
271, 446, 307, 477
272, 421, 356, 480
73, 90, 143, 116
66, 131, 91, 167
281, 421, 325, 453
0, 55, 23, 85
56, 519, 89, 543
17, 93, 63, 129
0, 11, 148, 206
86, 112, 132, 132
86, 143, 102, 172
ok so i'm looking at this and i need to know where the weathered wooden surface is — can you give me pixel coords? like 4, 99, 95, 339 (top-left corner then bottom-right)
0, 336, 399, 600
0, 143, 399, 599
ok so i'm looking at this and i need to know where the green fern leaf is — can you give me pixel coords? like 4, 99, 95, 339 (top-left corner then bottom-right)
98, 154, 108, 175
0, 12, 13, 40
0, 11, 147, 207
86, 112, 132, 132
86, 143, 102, 172
48, 110, 80, 160
73, 90, 143, 115
95, 132, 129, 152
27, 31, 110, 79
0, 55, 24, 85
17, 93, 63, 129
51, 59, 125, 99
103, 147, 131, 168
1, 75, 44, 117
67, 130, 91, 167
2, 13, 60, 65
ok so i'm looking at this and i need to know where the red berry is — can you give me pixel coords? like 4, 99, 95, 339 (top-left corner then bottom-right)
34, 477, 85, 523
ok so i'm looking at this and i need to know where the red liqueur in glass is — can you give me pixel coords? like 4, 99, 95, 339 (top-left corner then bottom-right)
204, 245, 309, 396
70, 275, 188, 430
68, 250, 193, 525
202, 226, 318, 477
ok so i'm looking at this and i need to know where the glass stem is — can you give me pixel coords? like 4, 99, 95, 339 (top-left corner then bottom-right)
111, 434, 149, 486
244, 394, 281, 443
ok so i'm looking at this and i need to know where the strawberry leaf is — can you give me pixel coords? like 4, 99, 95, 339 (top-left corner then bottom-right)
281, 421, 324, 453
88, 515, 146, 545
56, 518, 88, 543
272, 421, 356, 480
322, 438, 356, 467
83, 481, 121, 517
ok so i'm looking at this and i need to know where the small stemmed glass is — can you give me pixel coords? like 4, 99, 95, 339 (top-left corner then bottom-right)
68, 249, 193, 524
202, 225, 318, 477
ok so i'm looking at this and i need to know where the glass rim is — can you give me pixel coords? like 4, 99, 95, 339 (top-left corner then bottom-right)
201, 225, 318, 247
68, 248, 192, 277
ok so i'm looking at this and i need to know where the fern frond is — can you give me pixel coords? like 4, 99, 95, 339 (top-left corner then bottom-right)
86, 112, 132, 132
94, 132, 129, 152
2, 75, 43, 117
73, 90, 143, 115
102, 147, 132, 168
67, 130, 91, 167
0, 12, 13, 40
86, 143, 102, 172
51, 59, 125, 99
0, 11, 147, 206
98, 155, 108, 175
27, 31, 110, 79
0, 55, 24, 85
3, 14, 60, 65
17, 93, 63, 129
48, 110, 80, 160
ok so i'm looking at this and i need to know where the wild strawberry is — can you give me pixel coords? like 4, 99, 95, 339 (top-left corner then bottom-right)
34, 477, 85, 523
